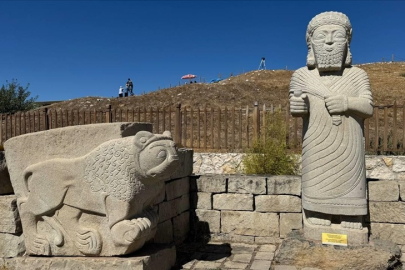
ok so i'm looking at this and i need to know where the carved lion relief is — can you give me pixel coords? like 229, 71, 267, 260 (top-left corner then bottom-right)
17, 131, 179, 256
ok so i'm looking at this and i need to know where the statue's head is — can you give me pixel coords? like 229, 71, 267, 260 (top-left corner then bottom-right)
306, 11, 352, 71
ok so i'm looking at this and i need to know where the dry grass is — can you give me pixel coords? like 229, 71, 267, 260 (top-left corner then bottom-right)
37, 62, 405, 112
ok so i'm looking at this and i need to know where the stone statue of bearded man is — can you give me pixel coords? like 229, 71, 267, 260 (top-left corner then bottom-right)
289, 11, 373, 243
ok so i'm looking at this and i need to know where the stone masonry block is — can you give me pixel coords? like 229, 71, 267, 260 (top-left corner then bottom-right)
190, 192, 212, 210
371, 223, 405, 245
158, 200, 177, 223
196, 175, 227, 193
170, 149, 193, 180
166, 177, 189, 201
173, 211, 190, 242
280, 213, 303, 238
195, 209, 220, 233
0, 195, 21, 234
210, 233, 255, 244
369, 202, 405, 223
398, 181, 405, 201
221, 211, 279, 237
158, 194, 190, 223
152, 186, 166, 205
0, 233, 25, 258
368, 181, 399, 201
267, 176, 301, 196
213, 194, 253, 211
256, 195, 301, 213
228, 176, 266, 194
154, 220, 173, 244
176, 194, 190, 214
393, 157, 405, 173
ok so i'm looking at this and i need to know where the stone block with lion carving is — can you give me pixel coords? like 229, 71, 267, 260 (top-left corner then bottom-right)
4, 123, 181, 256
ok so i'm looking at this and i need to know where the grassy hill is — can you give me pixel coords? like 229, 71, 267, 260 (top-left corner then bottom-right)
42, 62, 405, 112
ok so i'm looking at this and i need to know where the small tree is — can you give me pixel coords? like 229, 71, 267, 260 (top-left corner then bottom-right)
0, 79, 38, 114
243, 109, 299, 175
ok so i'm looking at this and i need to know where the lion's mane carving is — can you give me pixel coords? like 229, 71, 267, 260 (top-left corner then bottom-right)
18, 131, 179, 256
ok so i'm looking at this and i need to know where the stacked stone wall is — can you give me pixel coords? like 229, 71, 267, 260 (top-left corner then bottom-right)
190, 174, 405, 249
193, 154, 405, 179
190, 175, 303, 244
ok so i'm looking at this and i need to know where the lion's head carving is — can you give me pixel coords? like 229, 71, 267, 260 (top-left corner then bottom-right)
84, 131, 179, 202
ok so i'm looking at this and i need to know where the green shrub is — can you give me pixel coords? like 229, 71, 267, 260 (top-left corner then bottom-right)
243, 109, 299, 175
400, 73, 405, 77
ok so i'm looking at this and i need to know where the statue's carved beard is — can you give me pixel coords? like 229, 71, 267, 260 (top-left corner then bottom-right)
313, 42, 347, 71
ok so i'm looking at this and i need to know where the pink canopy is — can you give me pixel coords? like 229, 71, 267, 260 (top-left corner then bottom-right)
181, 74, 197, 80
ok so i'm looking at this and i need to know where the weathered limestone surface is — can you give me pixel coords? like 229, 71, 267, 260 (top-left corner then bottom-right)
154, 220, 173, 244
4, 124, 183, 256
0, 195, 21, 234
221, 211, 279, 237
255, 236, 282, 244
228, 176, 266, 194
195, 209, 221, 233
193, 153, 244, 174
213, 194, 254, 211
166, 177, 189, 201
267, 176, 301, 196
0, 244, 176, 270
280, 213, 303, 238
368, 181, 399, 201
398, 181, 405, 200
173, 211, 190, 242
371, 223, 405, 244
256, 195, 301, 213
274, 234, 401, 270
369, 202, 405, 223
210, 233, 255, 244
196, 175, 226, 193
0, 233, 25, 258
0, 151, 13, 195
5, 123, 152, 199
190, 192, 212, 210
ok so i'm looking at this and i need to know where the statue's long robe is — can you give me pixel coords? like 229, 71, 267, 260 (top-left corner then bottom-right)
289, 66, 373, 215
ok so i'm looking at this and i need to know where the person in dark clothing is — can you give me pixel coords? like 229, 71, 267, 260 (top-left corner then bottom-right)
126, 78, 134, 96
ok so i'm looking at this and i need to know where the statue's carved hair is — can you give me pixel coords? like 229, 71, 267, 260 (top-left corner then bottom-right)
306, 11, 352, 68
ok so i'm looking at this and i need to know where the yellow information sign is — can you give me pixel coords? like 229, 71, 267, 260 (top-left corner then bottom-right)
322, 233, 348, 246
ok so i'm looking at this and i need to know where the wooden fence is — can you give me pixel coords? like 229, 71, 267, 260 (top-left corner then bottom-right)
1, 102, 404, 154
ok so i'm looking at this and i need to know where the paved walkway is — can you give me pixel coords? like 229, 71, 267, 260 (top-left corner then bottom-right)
175, 242, 320, 270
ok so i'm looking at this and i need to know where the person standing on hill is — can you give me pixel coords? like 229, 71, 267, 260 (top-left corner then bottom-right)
126, 78, 134, 96
118, 86, 124, 98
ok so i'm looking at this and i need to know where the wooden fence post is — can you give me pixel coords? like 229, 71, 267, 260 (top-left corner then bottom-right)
105, 105, 112, 123
253, 101, 260, 141
0, 114, 3, 147
175, 104, 182, 145
42, 108, 49, 130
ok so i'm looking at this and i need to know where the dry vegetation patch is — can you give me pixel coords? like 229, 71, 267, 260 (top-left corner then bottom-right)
38, 62, 404, 112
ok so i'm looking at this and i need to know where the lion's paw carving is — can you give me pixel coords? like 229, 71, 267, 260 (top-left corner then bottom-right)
75, 228, 102, 255
28, 234, 51, 256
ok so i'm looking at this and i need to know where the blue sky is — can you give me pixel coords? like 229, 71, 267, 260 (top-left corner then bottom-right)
1, 1, 404, 101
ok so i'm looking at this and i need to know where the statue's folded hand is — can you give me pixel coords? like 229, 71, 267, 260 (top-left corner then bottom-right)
325, 95, 348, 114
290, 94, 308, 115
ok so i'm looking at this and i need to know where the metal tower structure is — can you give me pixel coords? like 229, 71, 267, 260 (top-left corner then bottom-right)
258, 57, 266, 70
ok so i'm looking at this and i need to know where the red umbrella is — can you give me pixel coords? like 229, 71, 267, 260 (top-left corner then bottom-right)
181, 74, 197, 80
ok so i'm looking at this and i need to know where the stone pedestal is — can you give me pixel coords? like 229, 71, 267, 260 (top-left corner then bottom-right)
303, 217, 368, 245
0, 244, 176, 270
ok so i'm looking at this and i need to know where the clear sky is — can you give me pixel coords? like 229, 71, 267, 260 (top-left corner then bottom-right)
1, 1, 404, 101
